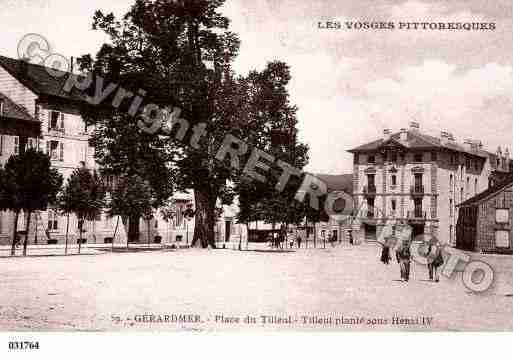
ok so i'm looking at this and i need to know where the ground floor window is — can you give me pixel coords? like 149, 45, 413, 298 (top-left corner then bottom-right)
495, 230, 510, 248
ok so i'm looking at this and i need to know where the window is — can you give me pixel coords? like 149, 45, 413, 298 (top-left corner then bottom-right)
495, 230, 510, 248
49, 111, 64, 131
465, 158, 471, 170
449, 199, 453, 217
366, 198, 375, 218
496, 208, 509, 224
431, 152, 437, 161
391, 175, 397, 186
474, 179, 478, 195
0, 135, 3, 155
414, 153, 423, 162
367, 155, 375, 164
391, 199, 397, 214
27, 138, 37, 150
353, 154, 359, 164
47, 141, 64, 161
13, 136, 19, 155
449, 174, 453, 191
474, 160, 479, 171
390, 152, 397, 163
0, 99, 3, 117
48, 211, 58, 231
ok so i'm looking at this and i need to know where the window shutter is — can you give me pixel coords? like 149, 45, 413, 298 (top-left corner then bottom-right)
60, 113, 65, 130
59, 142, 64, 161
14, 136, 19, 155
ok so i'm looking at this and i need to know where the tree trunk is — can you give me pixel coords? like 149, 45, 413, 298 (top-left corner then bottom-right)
65, 213, 70, 255
112, 216, 120, 251
314, 222, 317, 248
147, 219, 151, 247
192, 188, 216, 249
10, 210, 20, 256
128, 214, 140, 245
22, 211, 32, 256
78, 219, 83, 254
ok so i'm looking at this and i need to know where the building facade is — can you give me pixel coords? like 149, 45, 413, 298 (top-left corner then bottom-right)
348, 122, 511, 245
456, 172, 513, 253
0, 55, 242, 247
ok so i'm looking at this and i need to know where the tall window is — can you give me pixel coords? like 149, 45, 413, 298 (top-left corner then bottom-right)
449, 174, 453, 191
474, 179, 478, 195
414, 198, 423, 218
414, 153, 423, 162
48, 211, 58, 231
0, 135, 3, 155
390, 152, 397, 163
431, 152, 437, 161
391, 199, 397, 215
13, 136, 19, 155
47, 141, 64, 161
367, 174, 375, 191
366, 198, 375, 218
49, 111, 64, 131
367, 155, 375, 164
449, 199, 453, 217
391, 175, 397, 186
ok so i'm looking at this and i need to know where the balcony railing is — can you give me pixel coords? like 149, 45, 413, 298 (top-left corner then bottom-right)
410, 185, 425, 195
407, 210, 427, 219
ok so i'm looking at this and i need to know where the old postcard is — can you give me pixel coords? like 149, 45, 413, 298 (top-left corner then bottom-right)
1, 0, 513, 352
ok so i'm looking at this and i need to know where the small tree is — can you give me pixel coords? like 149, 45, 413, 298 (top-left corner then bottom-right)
1, 149, 62, 256
60, 167, 105, 254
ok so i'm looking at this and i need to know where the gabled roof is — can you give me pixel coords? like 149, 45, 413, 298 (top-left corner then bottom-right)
316, 173, 353, 194
458, 172, 513, 207
0, 92, 37, 122
0, 55, 86, 103
348, 130, 489, 158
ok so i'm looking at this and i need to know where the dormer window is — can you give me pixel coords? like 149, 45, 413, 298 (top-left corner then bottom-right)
367, 155, 375, 164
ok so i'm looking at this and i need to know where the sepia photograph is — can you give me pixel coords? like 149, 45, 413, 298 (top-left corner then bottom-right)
1, 0, 513, 355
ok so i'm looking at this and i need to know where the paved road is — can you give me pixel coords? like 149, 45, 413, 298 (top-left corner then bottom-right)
1, 244, 512, 331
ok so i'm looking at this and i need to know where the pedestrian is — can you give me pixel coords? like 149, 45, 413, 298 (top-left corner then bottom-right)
379, 241, 391, 265
427, 242, 444, 282
396, 240, 412, 282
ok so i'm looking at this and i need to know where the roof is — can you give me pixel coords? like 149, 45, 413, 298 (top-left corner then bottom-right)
0, 55, 86, 103
0, 92, 37, 122
458, 172, 513, 207
348, 130, 489, 158
316, 173, 353, 194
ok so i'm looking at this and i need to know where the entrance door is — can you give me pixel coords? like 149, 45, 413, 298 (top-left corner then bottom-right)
225, 221, 231, 242
411, 224, 425, 241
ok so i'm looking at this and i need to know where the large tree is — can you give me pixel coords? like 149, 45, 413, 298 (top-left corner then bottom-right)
1, 149, 62, 256
80, 0, 307, 248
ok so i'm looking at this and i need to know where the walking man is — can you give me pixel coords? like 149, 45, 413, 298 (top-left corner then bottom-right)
396, 240, 412, 282
427, 242, 444, 282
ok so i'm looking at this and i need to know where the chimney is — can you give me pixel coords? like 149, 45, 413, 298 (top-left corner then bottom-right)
440, 131, 449, 145
409, 121, 420, 132
383, 128, 391, 141
399, 128, 407, 141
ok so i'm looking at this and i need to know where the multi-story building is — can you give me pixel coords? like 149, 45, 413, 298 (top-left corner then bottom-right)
0, 55, 242, 247
348, 121, 511, 245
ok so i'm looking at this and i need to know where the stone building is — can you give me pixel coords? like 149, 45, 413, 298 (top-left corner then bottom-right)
0, 55, 241, 247
456, 172, 513, 254
347, 121, 511, 245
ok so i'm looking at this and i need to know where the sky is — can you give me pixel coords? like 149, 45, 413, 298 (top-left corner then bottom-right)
2, 0, 513, 174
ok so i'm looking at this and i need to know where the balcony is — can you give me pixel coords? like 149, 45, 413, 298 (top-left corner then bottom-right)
407, 210, 427, 221
410, 185, 425, 196
363, 184, 377, 197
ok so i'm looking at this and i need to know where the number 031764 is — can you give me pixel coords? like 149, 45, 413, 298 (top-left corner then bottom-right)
8, 341, 40, 350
